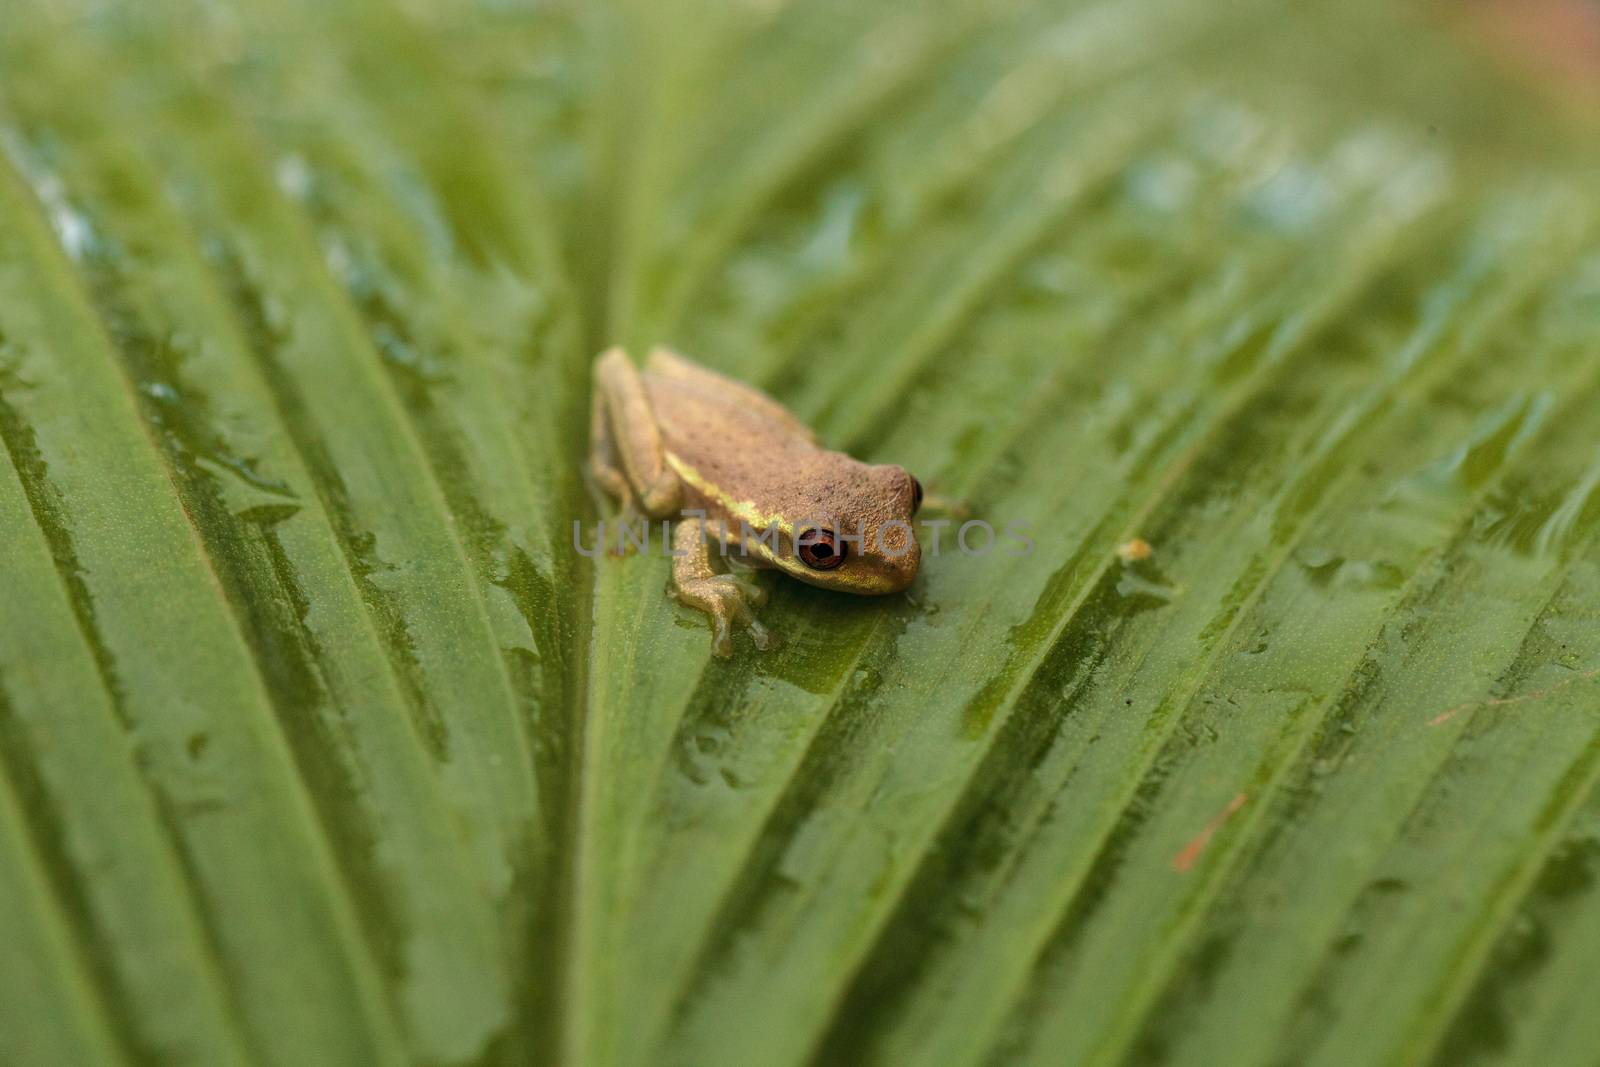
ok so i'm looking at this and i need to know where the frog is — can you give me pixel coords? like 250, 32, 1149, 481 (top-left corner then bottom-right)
588, 346, 924, 656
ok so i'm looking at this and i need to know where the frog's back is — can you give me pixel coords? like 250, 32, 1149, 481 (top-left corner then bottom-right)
645, 350, 814, 440
642, 350, 822, 503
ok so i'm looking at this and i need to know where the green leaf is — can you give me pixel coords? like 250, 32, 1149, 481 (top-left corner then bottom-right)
2, 1, 1599, 1065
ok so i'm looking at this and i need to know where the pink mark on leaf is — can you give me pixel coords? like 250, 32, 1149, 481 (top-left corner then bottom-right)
1172, 792, 1248, 873
1427, 667, 1600, 727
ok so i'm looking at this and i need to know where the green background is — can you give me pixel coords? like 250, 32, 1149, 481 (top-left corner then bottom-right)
2, 1, 1599, 1064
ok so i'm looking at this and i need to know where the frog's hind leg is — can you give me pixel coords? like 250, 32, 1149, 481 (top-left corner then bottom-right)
594, 346, 681, 517
588, 391, 654, 556
588, 384, 633, 510
671, 518, 772, 657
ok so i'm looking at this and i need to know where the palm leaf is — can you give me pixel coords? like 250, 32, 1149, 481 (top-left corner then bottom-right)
2, 1, 1598, 1065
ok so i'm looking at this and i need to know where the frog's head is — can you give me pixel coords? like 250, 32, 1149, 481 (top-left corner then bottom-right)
784, 462, 922, 595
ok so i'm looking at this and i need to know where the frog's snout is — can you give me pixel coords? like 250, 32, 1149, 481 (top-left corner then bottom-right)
873, 525, 921, 594
890, 537, 922, 592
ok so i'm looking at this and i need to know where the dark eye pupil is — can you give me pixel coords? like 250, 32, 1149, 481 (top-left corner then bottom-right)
798, 529, 846, 570
911, 477, 923, 513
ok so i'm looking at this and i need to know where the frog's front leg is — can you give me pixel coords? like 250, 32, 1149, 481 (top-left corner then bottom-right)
671, 518, 773, 657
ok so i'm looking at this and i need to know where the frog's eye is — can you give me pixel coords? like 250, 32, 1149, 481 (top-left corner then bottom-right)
797, 528, 847, 571
911, 477, 924, 514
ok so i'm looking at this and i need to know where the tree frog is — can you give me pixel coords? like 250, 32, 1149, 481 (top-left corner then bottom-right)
588, 346, 923, 656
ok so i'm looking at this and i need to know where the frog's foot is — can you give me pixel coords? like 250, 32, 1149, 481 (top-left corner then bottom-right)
919, 493, 972, 521
675, 575, 773, 657
587, 451, 631, 508
608, 507, 653, 558
671, 518, 775, 656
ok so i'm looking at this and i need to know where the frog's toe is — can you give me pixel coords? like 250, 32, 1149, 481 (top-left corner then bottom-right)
746, 618, 775, 651
727, 589, 775, 651
709, 616, 735, 658
608, 511, 651, 557
677, 575, 772, 656
719, 579, 763, 619
920, 493, 972, 520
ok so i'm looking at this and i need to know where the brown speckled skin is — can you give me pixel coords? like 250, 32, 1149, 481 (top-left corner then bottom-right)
606, 347, 922, 595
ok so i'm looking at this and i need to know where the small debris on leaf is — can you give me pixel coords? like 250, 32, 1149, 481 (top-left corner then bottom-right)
1116, 537, 1154, 563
